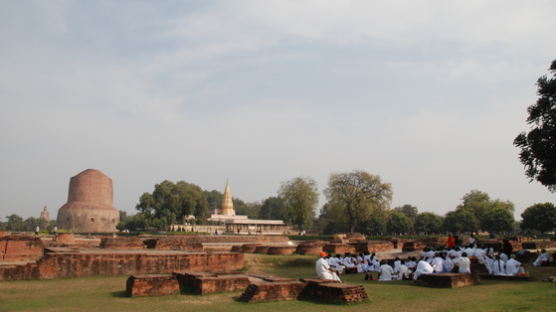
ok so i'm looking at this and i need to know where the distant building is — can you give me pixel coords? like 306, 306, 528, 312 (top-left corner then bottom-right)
39, 205, 50, 223
171, 181, 289, 235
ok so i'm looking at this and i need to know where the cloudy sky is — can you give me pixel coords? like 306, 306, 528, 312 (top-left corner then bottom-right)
1, 0, 555, 220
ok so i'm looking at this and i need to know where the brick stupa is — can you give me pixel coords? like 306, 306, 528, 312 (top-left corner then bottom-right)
57, 169, 119, 233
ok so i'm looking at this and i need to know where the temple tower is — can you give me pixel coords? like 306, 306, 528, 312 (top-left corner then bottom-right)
57, 169, 119, 233
39, 205, 50, 223
221, 181, 235, 216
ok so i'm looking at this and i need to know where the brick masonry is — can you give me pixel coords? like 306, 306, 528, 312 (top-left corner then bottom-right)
0, 251, 244, 281
267, 246, 296, 255
174, 271, 250, 295
0, 235, 44, 262
126, 274, 180, 297
415, 273, 480, 288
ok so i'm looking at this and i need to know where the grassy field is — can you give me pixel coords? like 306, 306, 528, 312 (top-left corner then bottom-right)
1, 254, 555, 312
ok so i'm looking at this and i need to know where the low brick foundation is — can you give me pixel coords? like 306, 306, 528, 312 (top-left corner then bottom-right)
0, 251, 244, 281
415, 273, 480, 288
53, 233, 76, 244
402, 242, 415, 252
174, 271, 250, 294
241, 244, 261, 253
150, 237, 204, 251
478, 274, 531, 281
126, 274, 180, 297
254, 246, 270, 254
323, 244, 356, 255
239, 280, 306, 303
267, 246, 296, 255
301, 278, 368, 304
296, 245, 323, 255
100, 237, 146, 250
0, 235, 44, 262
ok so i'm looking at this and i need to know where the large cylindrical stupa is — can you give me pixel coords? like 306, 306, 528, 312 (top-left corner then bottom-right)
57, 169, 119, 233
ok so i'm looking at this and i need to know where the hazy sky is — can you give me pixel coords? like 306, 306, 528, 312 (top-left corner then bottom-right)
1, 0, 555, 220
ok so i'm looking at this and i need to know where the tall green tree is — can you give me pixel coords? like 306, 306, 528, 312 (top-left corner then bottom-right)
324, 170, 393, 233
514, 59, 556, 192
521, 202, 556, 234
394, 204, 418, 223
481, 206, 515, 234
5, 214, 24, 231
136, 180, 208, 230
457, 190, 514, 231
414, 212, 443, 234
278, 177, 319, 230
387, 211, 413, 234
260, 196, 286, 220
443, 209, 479, 234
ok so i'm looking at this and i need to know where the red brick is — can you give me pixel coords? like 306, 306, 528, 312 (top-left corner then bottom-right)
126, 274, 180, 297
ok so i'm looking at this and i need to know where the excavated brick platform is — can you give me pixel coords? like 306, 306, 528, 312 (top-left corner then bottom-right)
301, 278, 368, 304
174, 271, 250, 295
239, 280, 306, 303
0, 235, 44, 262
295, 240, 326, 255
150, 237, 204, 251
0, 251, 244, 281
416, 273, 480, 288
126, 274, 180, 297
241, 244, 261, 253
478, 274, 531, 281
323, 244, 356, 255
254, 246, 270, 254
100, 237, 146, 249
353, 241, 393, 253
402, 242, 416, 252
267, 246, 296, 255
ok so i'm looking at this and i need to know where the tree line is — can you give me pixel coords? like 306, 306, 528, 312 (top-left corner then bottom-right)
116, 170, 556, 236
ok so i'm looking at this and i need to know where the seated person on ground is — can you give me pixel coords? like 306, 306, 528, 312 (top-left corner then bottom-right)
413, 258, 434, 280
457, 252, 471, 273
378, 260, 394, 281
316, 252, 342, 282
533, 249, 553, 267
505, 254, 525, 276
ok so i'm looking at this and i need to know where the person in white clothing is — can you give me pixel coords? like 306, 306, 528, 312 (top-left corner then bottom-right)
397, 263, 412, 280
533, 249, 553, 267
413, 259, 434, 280
505, 254, 524, 276
378, 260, 394, 281
457, 252, 471, 273
431, 254, 444, 273
443, 254, 454, 273
316, 252, 341, 282
393, 257, 402, 274
491, 255, 506, 275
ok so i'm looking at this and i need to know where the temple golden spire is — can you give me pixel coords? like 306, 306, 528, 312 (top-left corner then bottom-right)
221, 180, 235, 216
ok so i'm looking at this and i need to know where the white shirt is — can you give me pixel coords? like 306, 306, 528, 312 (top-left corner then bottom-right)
431, 257, 444, 273
443, 257, 453, 273
458, 257, 471, 273
316, 258, 335, 280
505, 258, 521, 275
379, 264, 394, 281
414, 260, 434, 280
491, 259, 506, 275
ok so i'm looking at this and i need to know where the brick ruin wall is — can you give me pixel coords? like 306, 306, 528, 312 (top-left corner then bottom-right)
0, 252, 244, 281
0, 236, 44, 262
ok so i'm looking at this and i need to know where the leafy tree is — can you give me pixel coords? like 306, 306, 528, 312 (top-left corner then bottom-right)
481, 206, 515, 234
387, 211, 413, 234
278, 177, 319, 230
5, 214, 24, 231
324, 170, 393, 233
358, 217, 387, 235
234, 200, 261, 219
23, 217, 41, 232
443, 209, 479, 234
521, 202, 556, 234
457, 190, 514, 231
394, 204, 418, 223
204, 190, 223, 213
136, 180, 208, 230
514, 59, 556, 192
414, 212, 443, 234
260, 196, 286, 220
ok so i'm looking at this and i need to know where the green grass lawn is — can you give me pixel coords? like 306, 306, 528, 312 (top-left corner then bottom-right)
1, 254, 555, 312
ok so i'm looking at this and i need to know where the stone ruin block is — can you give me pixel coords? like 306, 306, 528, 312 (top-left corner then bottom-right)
100, 237, 146, 250
402, 241, 416, 252
151, 237, 204, 251
295, 240, 326, 255
301, 278, 368, 304
266, 246, 296, 255
254, 246, 270, 254
323, 243, 356, 255
0, 235, 44, 262
126, 274, 180, 297
241, 244, 261, 253
239, 280, 306, 303
415, 273, 480, 288
53, 233, 75, 244
478, 274, 530, 281
174, 271, 250, 295
230, 245, 242, 252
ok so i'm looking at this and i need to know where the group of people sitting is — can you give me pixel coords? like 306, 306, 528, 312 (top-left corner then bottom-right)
316, 244, 554, 282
